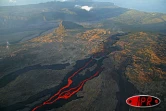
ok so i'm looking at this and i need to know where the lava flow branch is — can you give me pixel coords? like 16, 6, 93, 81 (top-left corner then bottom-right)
32, 59, 104, 111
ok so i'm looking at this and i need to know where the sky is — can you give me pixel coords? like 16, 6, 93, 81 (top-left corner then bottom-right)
105, 0, 166, 13
0, 0, 166, 13
0, 0, 165, 5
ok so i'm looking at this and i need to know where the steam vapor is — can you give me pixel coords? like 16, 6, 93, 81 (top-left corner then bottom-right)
75, 5, 93, 11
6, 41, 10, 49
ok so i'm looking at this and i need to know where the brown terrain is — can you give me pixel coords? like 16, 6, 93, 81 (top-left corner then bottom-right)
0, 6, 166, 111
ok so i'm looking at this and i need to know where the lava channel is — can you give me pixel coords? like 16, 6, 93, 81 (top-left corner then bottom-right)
32, 59, 104, 111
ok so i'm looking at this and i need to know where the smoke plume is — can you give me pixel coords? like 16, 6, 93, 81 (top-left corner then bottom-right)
75, 5, 93, 11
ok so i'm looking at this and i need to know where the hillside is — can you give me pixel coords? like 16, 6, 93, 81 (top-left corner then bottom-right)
0, 1, 166, 111
110, 32, 166, 110
1, 1, 166, 45
113, 32, 166, 82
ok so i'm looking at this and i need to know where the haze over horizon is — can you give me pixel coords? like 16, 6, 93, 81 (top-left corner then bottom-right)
0, 0, 166, 13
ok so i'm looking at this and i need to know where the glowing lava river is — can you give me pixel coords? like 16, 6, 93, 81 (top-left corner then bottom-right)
0, 56, 105, 111
31, 57, 105, 111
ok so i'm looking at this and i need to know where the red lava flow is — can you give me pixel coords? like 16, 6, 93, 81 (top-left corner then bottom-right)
32, 59, 104, 111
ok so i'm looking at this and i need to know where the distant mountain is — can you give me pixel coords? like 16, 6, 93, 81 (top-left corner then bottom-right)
0, 1, 166, 44
0, 0, 94, 6
0, 0, 53, 6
